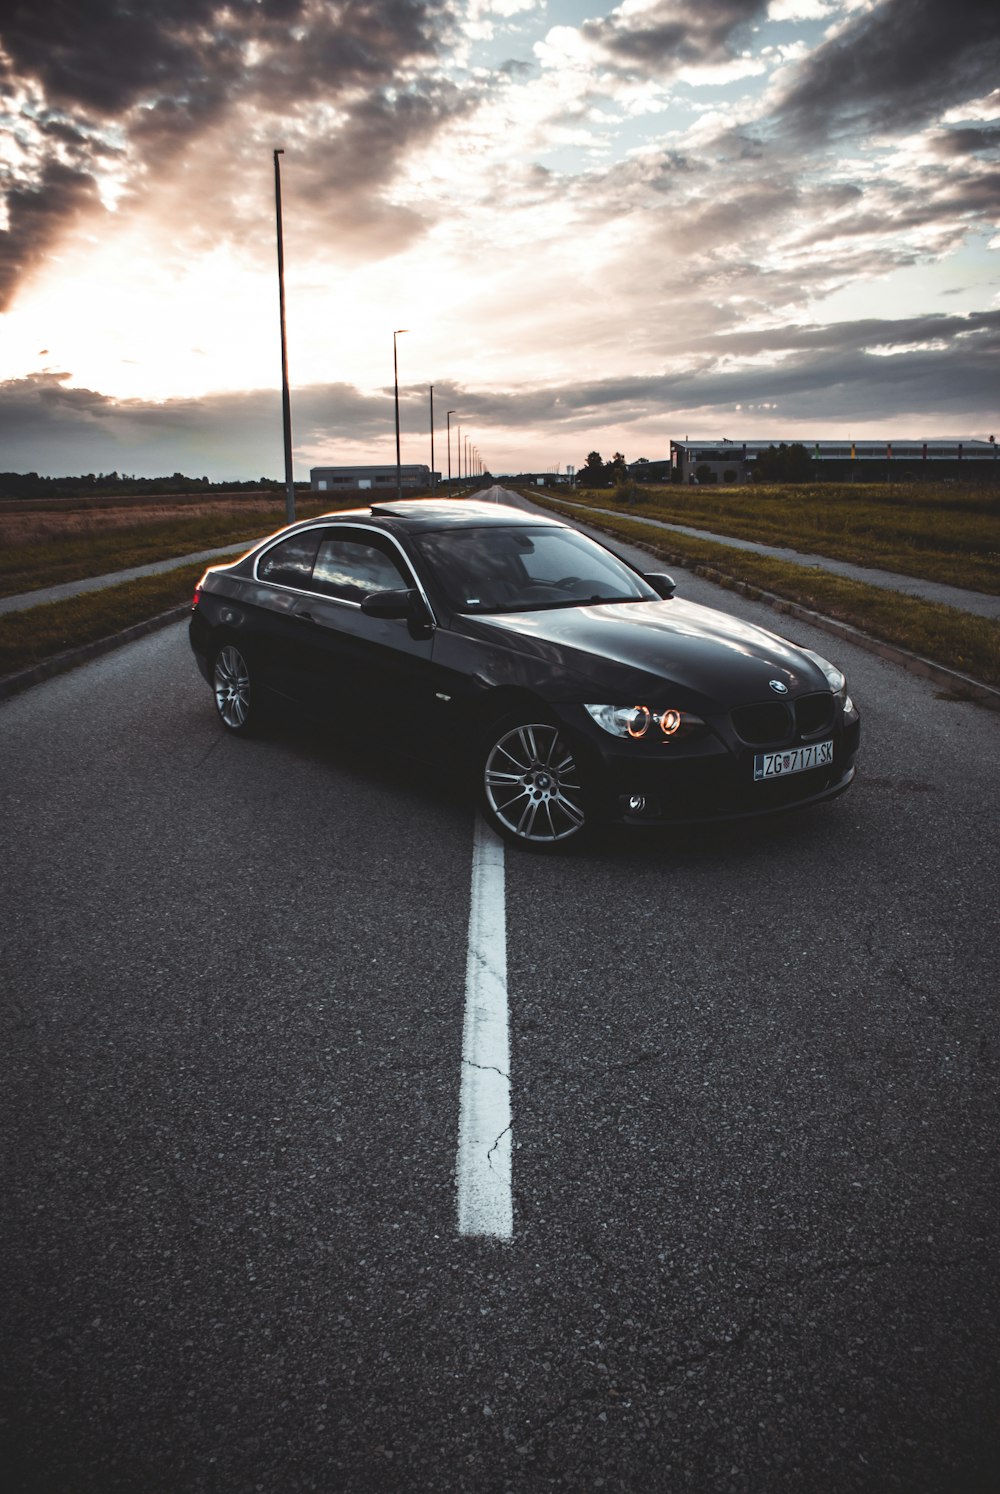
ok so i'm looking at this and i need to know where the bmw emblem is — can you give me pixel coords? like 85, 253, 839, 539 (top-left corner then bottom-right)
769, 679, 789, 694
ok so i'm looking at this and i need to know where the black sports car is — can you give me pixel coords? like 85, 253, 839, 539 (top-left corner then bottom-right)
190, 497, 860, 848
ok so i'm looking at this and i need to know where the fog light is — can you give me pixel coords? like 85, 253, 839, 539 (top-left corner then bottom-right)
627, 794, 646, 813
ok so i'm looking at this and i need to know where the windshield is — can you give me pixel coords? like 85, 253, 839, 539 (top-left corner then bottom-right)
412, 525, 657, 613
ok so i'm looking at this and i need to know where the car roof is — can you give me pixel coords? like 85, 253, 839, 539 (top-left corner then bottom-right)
245, 500, 569, 557
367, 498, 565, 532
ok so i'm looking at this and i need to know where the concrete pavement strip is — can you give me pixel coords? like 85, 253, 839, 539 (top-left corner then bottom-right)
0, 541, 253, 616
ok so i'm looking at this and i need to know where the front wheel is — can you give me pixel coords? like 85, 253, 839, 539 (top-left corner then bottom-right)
211, 642, 258, 735
481, 716, 592, 849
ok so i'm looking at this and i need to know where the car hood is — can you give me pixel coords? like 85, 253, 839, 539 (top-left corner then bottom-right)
468, 597, 827, 708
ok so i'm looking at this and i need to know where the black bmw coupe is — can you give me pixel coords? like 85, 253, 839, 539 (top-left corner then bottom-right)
190, 496, 860, 848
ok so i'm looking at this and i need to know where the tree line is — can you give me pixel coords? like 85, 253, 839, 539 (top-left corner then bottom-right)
0, 472, 306, 499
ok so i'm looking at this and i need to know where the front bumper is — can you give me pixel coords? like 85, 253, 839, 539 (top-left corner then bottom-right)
553, 703, 861, 827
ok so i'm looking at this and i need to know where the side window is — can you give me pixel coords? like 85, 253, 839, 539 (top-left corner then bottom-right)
257, 530, 321, 588
312, 531, 411, 602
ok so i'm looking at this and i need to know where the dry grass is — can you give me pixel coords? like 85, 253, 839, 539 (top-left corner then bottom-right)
0, 496, 297, 547
566, 480, 1000, 595
0, 495, 341, 598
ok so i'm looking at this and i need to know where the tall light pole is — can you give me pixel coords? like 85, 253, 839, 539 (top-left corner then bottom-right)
273, 148, 295, 524
457, 422, 461, 484
446, 409, 456, 498
429, 385, 435, 491
393, 328, 408, 500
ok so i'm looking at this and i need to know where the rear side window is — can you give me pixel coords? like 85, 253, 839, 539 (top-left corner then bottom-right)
257, 531, 321, 588
311, 532, 410, 602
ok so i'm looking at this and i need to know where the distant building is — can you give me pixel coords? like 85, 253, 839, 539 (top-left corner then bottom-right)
310, 464, 436, 492
668, 438, 998, 484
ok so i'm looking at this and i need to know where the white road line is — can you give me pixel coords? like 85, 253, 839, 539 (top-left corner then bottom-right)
456, 816, 513, 1240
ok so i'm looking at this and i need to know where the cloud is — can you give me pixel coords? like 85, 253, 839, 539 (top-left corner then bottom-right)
3, 308, 997, 479
580, 0, 770, 75
775, 0, 1000, 139
0, 370, 400, 477
0, 161, 104, 302
931, 125, 1000, 160
0, 0, 458, 308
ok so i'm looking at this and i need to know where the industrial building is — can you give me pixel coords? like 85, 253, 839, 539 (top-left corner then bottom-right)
310, 464, 437, 493
668, 439, 998, 484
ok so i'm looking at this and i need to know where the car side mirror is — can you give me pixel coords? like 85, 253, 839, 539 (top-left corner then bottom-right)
645, 572, 676, 599
361, 587, 412, 619
361, 587, 434, 635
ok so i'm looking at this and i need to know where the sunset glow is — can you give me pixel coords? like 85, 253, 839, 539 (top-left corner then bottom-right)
1, 1, 997, 478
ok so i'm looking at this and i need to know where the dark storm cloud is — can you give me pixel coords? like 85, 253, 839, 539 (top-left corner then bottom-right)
0, 162, 103, 300
1, 1, 442, 117
582, 0, 768, 73
0, 371, 416, 477
931, 125, 1000, 159
0, 0, 455, 308
398, 310, 1000, 432
776, 0, 1000, 140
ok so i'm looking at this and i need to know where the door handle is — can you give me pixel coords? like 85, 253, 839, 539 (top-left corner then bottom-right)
294, 609, 317, 623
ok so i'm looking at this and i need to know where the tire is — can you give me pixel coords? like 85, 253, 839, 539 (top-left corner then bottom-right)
480, 714, 592, 849
211, 642, 259, 736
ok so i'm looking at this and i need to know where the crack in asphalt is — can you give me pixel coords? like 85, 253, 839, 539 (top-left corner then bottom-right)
463, 1059, 510, 1081
194, 733, 226, 768
486, 1124, 511, 1173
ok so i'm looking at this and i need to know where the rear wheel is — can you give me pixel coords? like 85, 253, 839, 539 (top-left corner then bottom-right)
212, 643, 257, 735
481, 715, 591, 849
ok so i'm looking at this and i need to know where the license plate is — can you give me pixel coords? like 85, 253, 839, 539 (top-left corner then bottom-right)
754, 739, 833, 781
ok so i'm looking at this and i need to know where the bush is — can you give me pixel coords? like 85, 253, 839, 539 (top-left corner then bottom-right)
614, 476, 641, 505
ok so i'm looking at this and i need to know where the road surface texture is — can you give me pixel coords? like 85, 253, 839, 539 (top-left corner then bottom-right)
2, 501, 998, 1493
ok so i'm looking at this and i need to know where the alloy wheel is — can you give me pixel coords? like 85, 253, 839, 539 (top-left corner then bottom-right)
213, 644, 251, 731
483, 721, 587, 845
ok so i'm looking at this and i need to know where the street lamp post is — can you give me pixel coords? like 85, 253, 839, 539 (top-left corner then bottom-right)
446, 410, 456, 498
429, 385, 435, 491
273, 148, 295, 525
393, 328, 408, 500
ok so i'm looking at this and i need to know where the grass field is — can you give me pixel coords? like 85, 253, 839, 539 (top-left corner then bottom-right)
567, 480, 1000, 595
0, 494, 344, 599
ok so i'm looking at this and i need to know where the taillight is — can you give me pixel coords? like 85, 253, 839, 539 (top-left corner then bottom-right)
192, 586, 202, 609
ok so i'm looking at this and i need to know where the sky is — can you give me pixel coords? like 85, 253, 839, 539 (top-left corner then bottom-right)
0, 0, 998, 480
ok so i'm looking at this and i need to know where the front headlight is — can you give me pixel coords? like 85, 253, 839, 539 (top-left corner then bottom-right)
584, 704, 707, 740
802, 648, 848, 701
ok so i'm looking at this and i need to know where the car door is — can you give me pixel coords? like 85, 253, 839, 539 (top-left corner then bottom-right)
242, 526, 325, 702
284, 523, 439, 722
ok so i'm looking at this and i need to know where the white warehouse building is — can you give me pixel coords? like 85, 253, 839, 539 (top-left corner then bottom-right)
310, 464, 436, 492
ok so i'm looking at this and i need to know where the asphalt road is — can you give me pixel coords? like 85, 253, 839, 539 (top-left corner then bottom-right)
2, 505, 999, 1493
